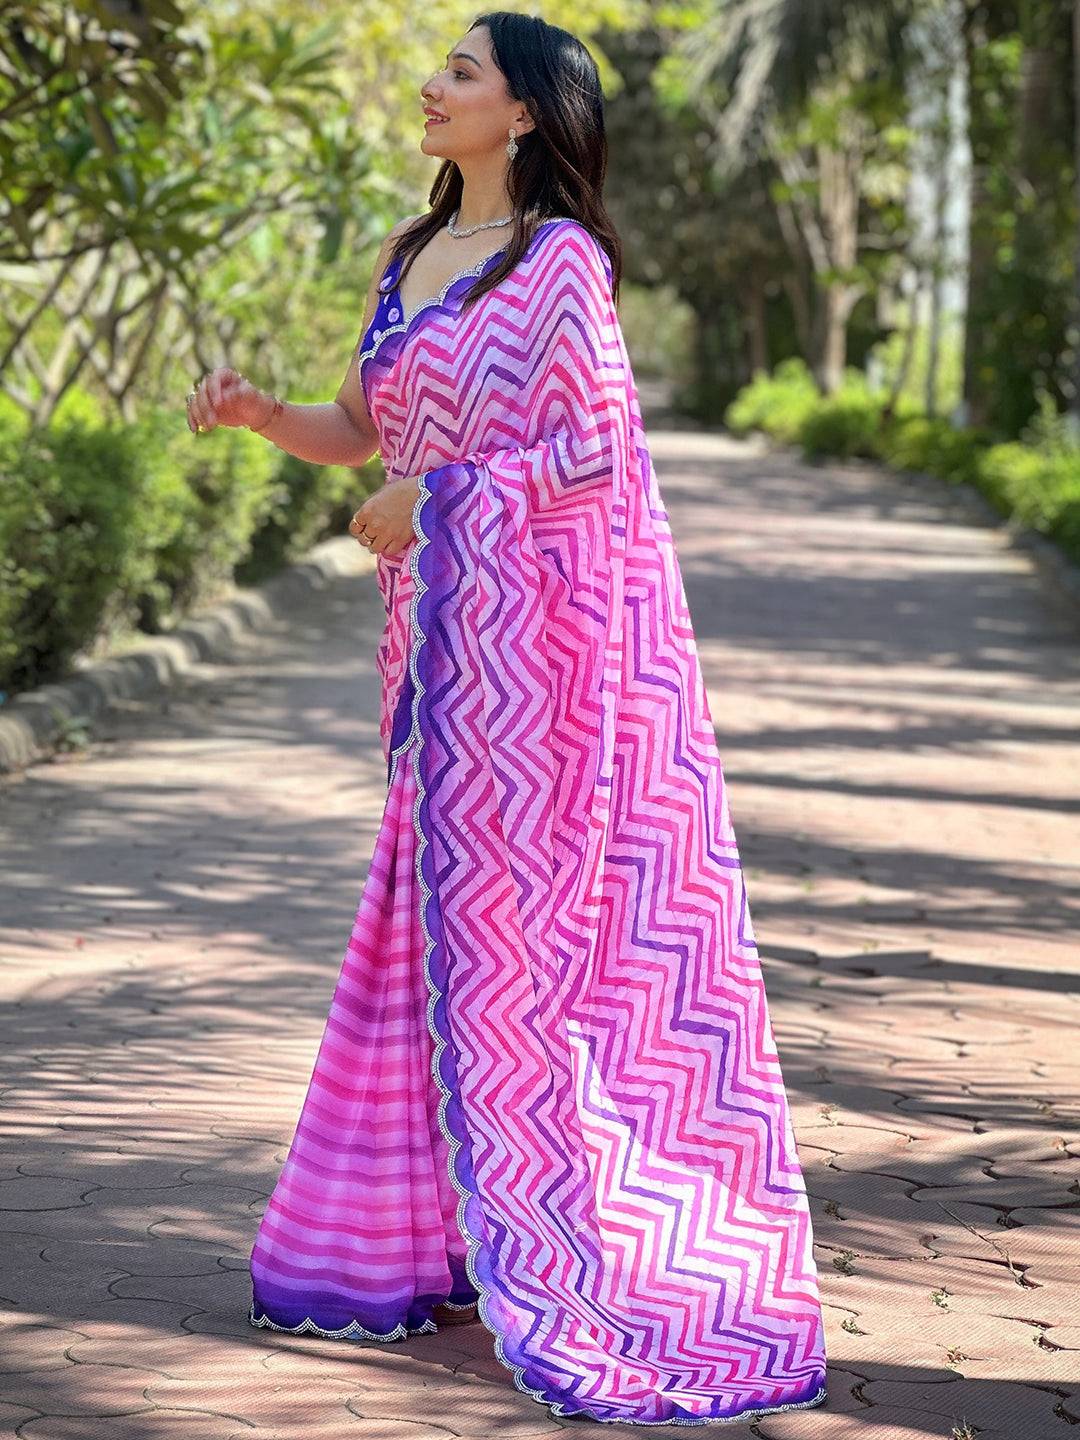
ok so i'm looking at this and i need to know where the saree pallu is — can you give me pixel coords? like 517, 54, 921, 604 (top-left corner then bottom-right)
248, 216, 827, 1426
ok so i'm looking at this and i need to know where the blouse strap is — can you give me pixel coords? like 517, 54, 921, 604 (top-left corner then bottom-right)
379, 249, 403, 294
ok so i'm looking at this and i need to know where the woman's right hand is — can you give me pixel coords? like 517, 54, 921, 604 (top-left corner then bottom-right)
187, 368, 272, 434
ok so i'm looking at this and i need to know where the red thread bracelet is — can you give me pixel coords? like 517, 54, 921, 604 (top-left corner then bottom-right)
251, 394, 284, 434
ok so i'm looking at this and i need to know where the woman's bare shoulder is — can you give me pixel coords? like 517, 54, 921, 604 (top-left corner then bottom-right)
374, 213, 425, 273
389, 212, 426, 242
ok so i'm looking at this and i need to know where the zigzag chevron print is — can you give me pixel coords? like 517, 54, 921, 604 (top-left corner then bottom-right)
248, 216, 827, 1426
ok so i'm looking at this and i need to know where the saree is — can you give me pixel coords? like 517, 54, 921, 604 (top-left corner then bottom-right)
248, 215, 827, 1427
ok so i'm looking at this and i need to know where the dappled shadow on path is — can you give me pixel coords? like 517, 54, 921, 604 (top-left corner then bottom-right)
2, 427, 1077, 1437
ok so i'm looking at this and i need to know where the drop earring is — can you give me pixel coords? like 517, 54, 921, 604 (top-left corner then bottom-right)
506, 127, 518, 159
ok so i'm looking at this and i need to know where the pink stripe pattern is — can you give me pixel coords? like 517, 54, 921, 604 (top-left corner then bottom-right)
248, 216, 827, 1425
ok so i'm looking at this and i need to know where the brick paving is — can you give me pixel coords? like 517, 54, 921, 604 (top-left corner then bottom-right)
1, 414, 1078, 1438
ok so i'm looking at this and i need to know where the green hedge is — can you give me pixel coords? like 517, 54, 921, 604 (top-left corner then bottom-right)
978, 443, 1080, 554
874, 414, 985, 487
724, 360, 1080, 568
725, 358, 822, 444
0, 400, 378, 697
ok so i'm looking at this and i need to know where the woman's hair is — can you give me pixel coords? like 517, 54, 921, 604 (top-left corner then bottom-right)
384, 11, 622, 309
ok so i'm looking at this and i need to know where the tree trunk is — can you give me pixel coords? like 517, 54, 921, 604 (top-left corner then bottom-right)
960, 4, 998, 429
816, 137, 861, 393
925, 11, 956, 419
925, 132, 950, 417
772, 191, 815, 360
743, 264, 769, 374
819, 288, 847, 394
888, 271, 923, 417
1010, 0, 1071, 432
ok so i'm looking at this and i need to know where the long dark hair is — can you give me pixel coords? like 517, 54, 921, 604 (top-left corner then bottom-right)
385, 12, 622, 310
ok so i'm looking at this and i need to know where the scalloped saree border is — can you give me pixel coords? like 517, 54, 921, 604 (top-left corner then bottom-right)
402, 469, 829, 1428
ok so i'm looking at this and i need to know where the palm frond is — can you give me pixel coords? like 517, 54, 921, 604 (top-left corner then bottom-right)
674, 0, 919, 170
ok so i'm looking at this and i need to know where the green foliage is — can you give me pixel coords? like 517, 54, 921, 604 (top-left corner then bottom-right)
878, 415, 983, 488
1, 7, 398, 434
799, 397, 880, 459
0, 1, 201, 244
726, 359, 898, 450
725, 359, 821, 443
50, 387, 109, 429
964, 19, 1077, 436
1018, 391, 1080, 457
869, 315, 965, 420
0, 9, 362, 270
236, 454, 365, 586
115, 410, 281, 632
0, 393, 29, 441
725, 362, 1080, 567
0, 418, 140, 694
979, 443, 1080, 549
0, 397, 378, 696
618, 281, 695, 380
798, 373, 883, 458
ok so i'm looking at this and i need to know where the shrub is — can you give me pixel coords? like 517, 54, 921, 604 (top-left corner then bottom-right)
878, 415, 985, 488
237, 453, 363, 585
799, 391, 883, 459
725, 358, 821, 443
725, 367, 1080, 570
0, 417, 142, 692
0, 394, 380, 695
123, 411, 280, 628
980, 442, 1080, 549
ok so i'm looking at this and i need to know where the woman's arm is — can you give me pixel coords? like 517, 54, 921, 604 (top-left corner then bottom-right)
249, 215, 421, 467
242, 397, 376, 468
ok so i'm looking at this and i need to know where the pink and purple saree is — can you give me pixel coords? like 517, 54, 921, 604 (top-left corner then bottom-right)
248, 215, 827, 1426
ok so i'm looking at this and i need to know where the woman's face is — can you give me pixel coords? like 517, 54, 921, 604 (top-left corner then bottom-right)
420, 26, 533, 158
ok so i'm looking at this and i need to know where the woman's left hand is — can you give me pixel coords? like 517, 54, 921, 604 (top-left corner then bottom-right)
349, 475, 420, 556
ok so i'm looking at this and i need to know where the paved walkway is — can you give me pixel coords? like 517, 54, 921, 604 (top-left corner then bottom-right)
1, 409, 1078, 1439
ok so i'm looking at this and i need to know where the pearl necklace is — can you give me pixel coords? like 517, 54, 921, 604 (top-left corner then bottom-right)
447, 208, 514, 238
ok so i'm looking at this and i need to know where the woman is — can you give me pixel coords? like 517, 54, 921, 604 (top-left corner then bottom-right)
187, 12, 827, 1427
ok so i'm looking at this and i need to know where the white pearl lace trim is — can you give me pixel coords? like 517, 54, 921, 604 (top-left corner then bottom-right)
248, 1300, 438, 1343
357, 216, 569, 371
246, 1294, 478, 1343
